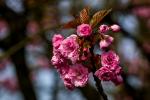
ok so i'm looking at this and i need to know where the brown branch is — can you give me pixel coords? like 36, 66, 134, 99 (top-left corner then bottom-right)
79, 83, 101, 100
0, 2, 37, 99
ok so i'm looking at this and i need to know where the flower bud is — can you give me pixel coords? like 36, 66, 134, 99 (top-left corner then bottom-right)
99, 35, 114, 49
99, 24, 110, 34
110, 24, 120, 32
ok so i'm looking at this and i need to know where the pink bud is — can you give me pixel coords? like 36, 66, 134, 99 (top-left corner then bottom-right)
99, 35, 114, 49
110, 24, 120, 32
99, 24, 110, 34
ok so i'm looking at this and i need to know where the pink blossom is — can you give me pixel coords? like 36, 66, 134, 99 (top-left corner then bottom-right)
59, 34, 79, 63
110, 24, 120, 32
112, 75, 123, 85
101, 51, 119, 67
70, 64, 89, 87
51, 34, 65, 66
62, 66, 75, 90
63, 74, 75, 90
99, 24, 110, 34
99, 35, 114, 49
51, 52, 65, 66
95, 66, 114, 81
58, 64, 70, 76
113, 66, 122, 75
77, 24, 92, 37
95, 66, 123, 85
112, 66, 123, 85
62, 64, 89, 89
52, 34, 64, 49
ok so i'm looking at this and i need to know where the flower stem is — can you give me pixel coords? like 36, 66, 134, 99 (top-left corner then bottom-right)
90, 46, 108, 100
93, 73, 108, 100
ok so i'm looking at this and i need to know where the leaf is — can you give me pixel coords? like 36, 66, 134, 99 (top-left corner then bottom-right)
79, 6, 90, 24
63, 17, 81, 29
63, 7, 90, 29
90, 9, 112, 28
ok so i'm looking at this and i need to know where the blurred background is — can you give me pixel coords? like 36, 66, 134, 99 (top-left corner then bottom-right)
0, 0, 150, 100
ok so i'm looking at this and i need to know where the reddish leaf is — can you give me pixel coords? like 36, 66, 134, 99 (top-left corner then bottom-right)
90, 9, 112, 28
63, 7, 90, 29
79, 6, 90, 23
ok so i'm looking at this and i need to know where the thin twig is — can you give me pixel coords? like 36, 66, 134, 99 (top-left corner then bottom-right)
93, 74, 108, 100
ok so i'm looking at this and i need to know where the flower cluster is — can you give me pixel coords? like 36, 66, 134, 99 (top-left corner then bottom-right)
96, 24, 123, 85
95, 51, 123, 85
51, 34, 89, 89
51, 8, 123, 90
99, 24, 120, 49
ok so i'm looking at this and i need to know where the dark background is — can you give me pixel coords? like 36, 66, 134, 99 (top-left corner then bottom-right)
0, 0, 150, 100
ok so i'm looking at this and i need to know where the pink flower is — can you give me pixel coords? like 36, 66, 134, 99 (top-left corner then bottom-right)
62, 64, 89, 89
101, 51, 119, 67
95, 66, 123, 85
95, 66, 114, 81
99, 35, 114, 49
58, 64, 70, 76
63, 72, 75, 90
112, 66, 123, 85
63, 78, 75, 90
77, 24, 92, 37
113, 66, 122, 75
59, 35, 79, 63
110, 24, 120, 32
51, 52, 65, 66
112, 75, 123, 85
99, 24, 110, 34
51, 55, 59, 66
52, 34, 64, 49
70, 64, 89, 87
109, 65, 123, 85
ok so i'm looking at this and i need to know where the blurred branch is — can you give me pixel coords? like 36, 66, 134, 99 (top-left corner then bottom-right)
0, 24, 62, 60
0, 1, 37, 100
0, 37, 29, 59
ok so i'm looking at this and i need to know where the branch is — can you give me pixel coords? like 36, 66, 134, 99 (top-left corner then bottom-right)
0, 2, 37, 99
0, 24, 62, 60
79, 83, 101, 100
90, 46, 108, 100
